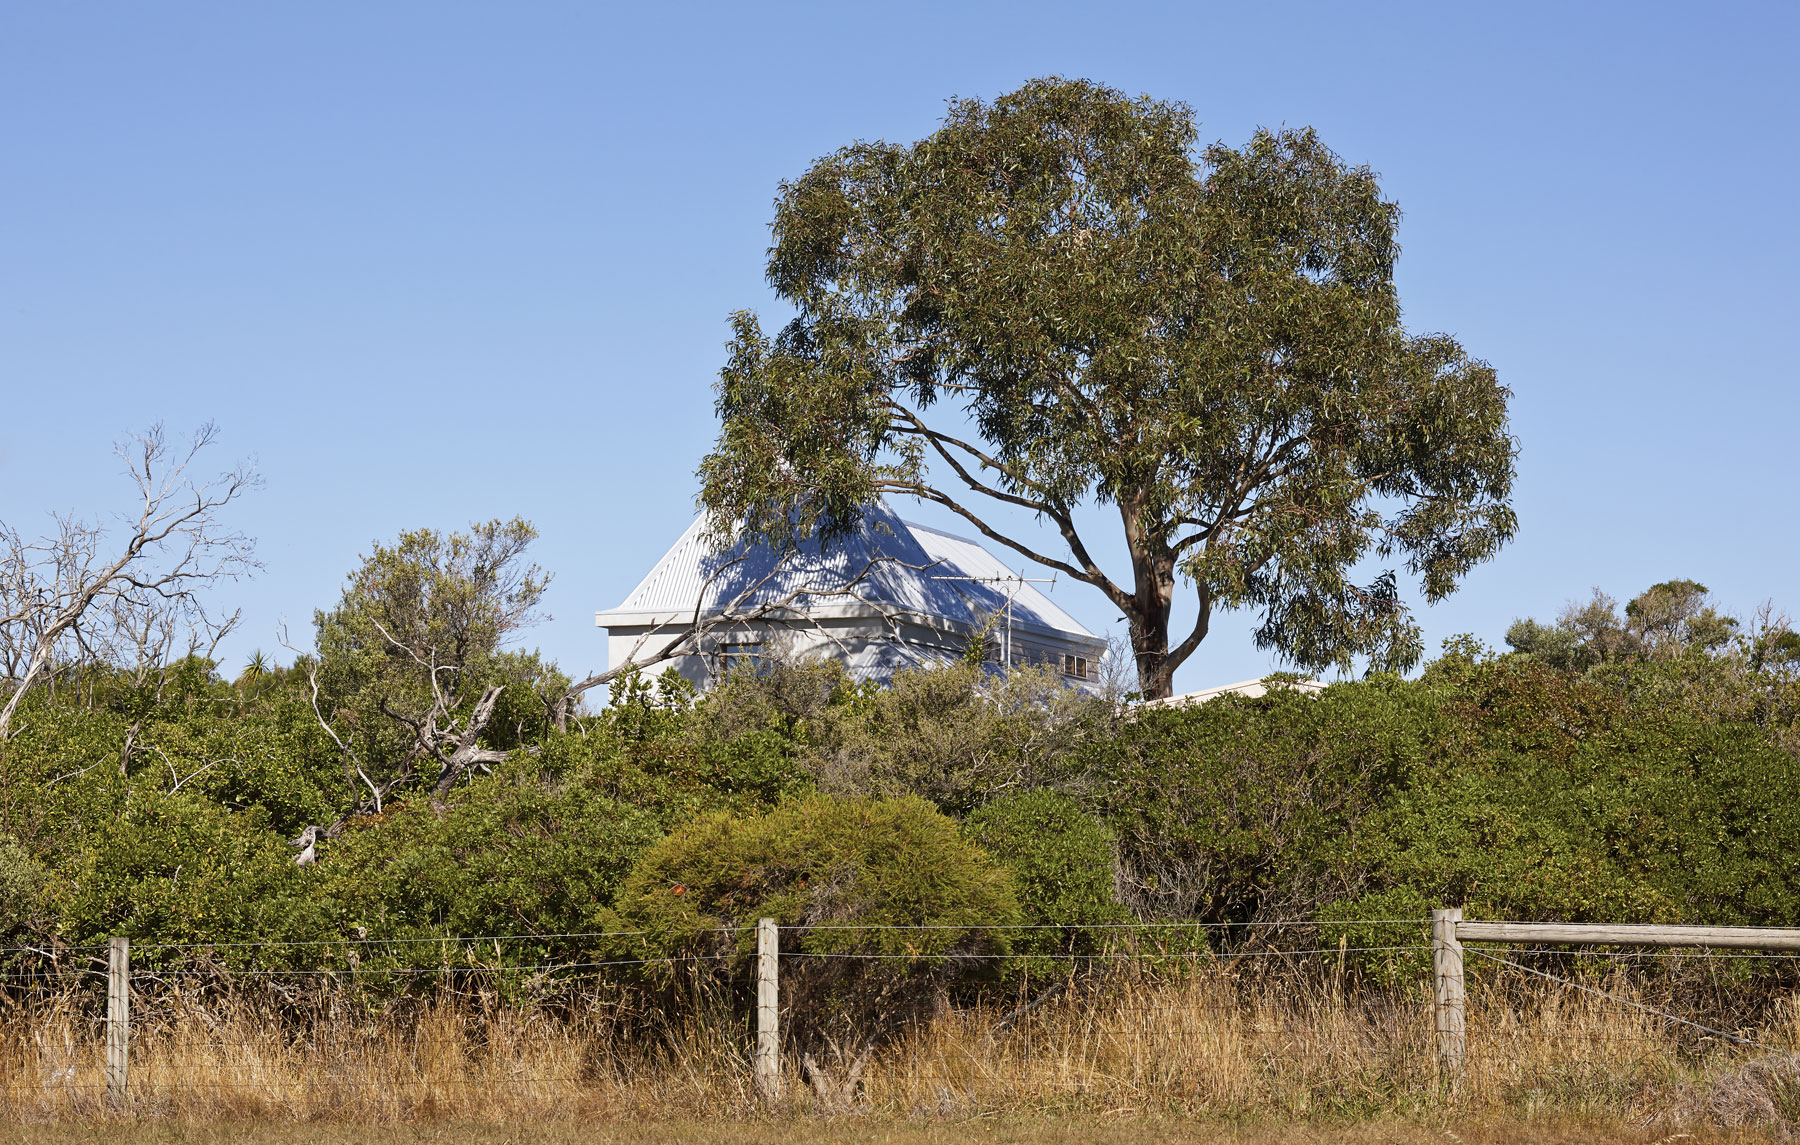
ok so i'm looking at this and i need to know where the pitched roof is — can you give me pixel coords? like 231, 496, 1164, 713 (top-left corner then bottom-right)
599, 498, 1097, 642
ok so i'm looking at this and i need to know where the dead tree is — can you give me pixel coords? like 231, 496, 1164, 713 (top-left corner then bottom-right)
0, 425, 258, 739
284, 624, 527, 846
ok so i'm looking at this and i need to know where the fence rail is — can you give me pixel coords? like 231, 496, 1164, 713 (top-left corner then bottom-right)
1430, 907, 1800, 1082
1456, 921, 1800, 949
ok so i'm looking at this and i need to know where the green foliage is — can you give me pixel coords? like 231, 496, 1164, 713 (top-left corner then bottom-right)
600, 667, 699, 744
4, 542, 1799, 1009
1363, 663, 1800, 926
610, 793, 1019, 952
545, 701, 814, 833
0, 699, 344, 865
799, 661, 1113, 814
129, 713, 341, 839
685, 659, 861, 745
1084, 661, 1800, 931
608, 793, 1019, 1042
1505, 580, 1800, 760
699, 76, 1516, 695
1318, 886, 1434, 985
310, 518, 560, 788
1087, 679, 1433, 923
321, 757, 665, 961
0, 834, 46, 941
1507, 580, 1739, 670
963, 790, 1130, 963
48, 790, 333, 956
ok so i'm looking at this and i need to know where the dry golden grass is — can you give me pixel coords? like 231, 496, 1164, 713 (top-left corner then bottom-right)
0, 1117, 1779, 1145
3, 968, 1797, 1134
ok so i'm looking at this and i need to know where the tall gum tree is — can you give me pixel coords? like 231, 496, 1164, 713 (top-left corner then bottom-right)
699, 78, 1518, 698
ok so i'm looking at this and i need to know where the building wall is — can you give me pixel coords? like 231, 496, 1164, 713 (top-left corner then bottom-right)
604, 614, 1104, 692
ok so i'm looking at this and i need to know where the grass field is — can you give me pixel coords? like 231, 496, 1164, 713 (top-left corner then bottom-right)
4, 969, 1797, 1137
0, 1118, 1778, 1145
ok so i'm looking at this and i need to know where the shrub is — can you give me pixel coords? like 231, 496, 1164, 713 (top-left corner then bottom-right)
1084, 661, 1800, 933
1356, 662, 1800, 926
47, 790, 334, 960
608, 794, 1021, 1045
534, 719, 814, 831
1084, 679, 1434, 925
964, 790, 1130, 965
0, 834, 45, 943
320, 757, 666, 964
800, 662, 1112, 813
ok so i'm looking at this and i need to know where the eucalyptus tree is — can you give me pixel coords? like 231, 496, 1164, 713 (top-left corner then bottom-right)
699, 78, 1517, 697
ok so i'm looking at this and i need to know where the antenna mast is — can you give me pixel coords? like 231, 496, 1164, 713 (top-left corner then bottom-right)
928, 567, 1055, 667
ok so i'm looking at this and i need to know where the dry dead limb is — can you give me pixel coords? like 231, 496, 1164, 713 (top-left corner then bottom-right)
801, 1039, 873, 1115
0, 423, 258, 739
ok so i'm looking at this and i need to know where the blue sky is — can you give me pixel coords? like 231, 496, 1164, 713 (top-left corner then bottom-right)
2, 1, 1794, 694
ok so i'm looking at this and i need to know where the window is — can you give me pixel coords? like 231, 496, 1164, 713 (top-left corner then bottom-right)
1062, 654, 1089, 680
717, 642, 766, 676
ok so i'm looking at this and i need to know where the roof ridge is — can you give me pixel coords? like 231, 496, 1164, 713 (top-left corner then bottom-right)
899, 518, 983, 546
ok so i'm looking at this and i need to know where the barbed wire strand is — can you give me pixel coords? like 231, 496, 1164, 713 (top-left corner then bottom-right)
0, 919, 1443, 955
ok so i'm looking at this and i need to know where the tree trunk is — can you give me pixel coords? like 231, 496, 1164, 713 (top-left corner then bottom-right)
429, 684, 510, 806
1128, 602, 1177, 699
1121, 505, 1181, 700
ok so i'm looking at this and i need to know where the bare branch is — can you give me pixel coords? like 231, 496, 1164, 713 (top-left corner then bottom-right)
0, 424, 259, 738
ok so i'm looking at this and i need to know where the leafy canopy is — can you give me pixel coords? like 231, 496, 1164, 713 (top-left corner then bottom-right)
699, 77, 1517, 695
309, 517, 558, 782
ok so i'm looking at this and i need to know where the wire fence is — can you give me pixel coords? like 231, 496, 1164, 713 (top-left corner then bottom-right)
6, 918, 1800, 1118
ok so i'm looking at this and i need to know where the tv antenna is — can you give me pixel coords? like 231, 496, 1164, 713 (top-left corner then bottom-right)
928, 567, 1056, 667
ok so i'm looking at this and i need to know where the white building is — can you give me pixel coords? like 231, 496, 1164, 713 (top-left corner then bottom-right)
1142, 677, 1327, 707
596, 499, 1108, 691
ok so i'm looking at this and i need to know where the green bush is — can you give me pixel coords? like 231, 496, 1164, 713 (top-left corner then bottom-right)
964, 790, 1130, 965
9, 629, 1800, 986
1354, 662, 1800, 926
797, 662, 1111, 813
320, 757, 665, 963
1085, 679, 1433, 925
1084, 661, 1800, 933
47, 790, 334, 960
608, 794, 1021, 1044
534, 719, 814, 831
1317, 886, 1434, 986
0, 834, 46, 943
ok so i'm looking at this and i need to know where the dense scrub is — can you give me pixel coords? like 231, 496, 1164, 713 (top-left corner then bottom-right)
2, 570, 1799, 981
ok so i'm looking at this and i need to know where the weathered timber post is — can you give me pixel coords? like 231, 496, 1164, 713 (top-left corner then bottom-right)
106, 936, 130, 1106
753, 917, 780, 1103
1431, 908, 1466, 1083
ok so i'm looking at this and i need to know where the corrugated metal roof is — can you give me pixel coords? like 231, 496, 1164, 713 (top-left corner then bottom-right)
602, 498, 1098, 641
903, 520, 1091, 635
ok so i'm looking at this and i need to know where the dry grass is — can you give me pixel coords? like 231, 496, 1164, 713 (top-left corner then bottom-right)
0, 1117, 1779, 1145
3, 968, 1797, 1134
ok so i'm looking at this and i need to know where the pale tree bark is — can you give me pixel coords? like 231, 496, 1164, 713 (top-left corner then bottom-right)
0, 424, 258, 739
284, 621, 527, 852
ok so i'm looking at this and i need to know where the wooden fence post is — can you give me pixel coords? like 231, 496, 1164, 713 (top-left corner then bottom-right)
1431, 908, 1465, 1083
106, 936, 130, 1106
753, 917, 780, 1103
